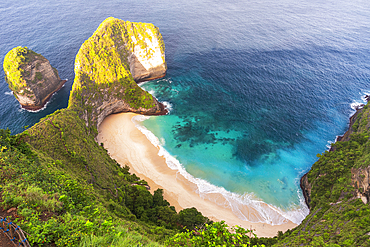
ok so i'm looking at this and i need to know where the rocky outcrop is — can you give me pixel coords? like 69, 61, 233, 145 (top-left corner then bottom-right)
127, 28, 167, 82
3, 47, 65, 110
68, 17, 167, 130
351, 166, 370, 204
300, 173, 312, 209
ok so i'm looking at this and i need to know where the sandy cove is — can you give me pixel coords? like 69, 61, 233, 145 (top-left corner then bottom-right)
97, 112, 297, 237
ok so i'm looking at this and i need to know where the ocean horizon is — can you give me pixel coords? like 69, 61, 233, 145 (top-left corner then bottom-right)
1, 0, 370, 225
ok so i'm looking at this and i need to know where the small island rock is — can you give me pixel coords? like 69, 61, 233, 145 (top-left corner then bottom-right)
3, 46, 65, 110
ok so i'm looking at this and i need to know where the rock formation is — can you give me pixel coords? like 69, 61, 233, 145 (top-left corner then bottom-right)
351, 166, 370, 204
300, 173, 312, 209
3, 46, 65, 110
68, 17, 167, 130
127, 24, 167, 82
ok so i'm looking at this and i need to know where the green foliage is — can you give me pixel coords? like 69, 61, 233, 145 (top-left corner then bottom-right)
178, 207, 209, 231
35, 71, 43, 81
166, 221, 265, 247
68, 17, 161, 128
2, 183, 62, 212
0, 124, 169, 246
78, 226, 162, 247
52, 66, 59, 78
0, 108, 220, 246
3, 46, 44, 92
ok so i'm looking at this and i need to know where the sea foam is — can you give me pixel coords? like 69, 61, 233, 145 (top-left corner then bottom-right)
350, 91, 370, 113
162, 101, 173, 112
132, 115, 309, 225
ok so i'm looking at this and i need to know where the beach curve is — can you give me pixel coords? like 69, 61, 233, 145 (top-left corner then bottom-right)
96, 112, 297, 237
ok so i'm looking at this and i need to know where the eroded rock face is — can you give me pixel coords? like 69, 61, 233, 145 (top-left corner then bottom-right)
351, 166, 370, 205
128, 28, 167, 82
3, 47, 65, 110
300, 173, 312, 209
68, 17, 167, 130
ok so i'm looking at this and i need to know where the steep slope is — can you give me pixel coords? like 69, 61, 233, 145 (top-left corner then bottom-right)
0, 110, 172, 246
68, 17, 167, 130
3, 46, 65, 110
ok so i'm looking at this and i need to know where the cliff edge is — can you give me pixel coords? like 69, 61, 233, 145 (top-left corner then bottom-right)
68, 17, 167, 129
3, 46, 65, 110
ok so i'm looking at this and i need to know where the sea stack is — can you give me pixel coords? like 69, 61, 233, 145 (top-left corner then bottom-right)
3, 46, 66, 110
68, 17, 167, 130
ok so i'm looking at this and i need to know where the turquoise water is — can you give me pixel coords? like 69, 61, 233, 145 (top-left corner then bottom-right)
138, 54, 369, 223
1, 0, 370, 225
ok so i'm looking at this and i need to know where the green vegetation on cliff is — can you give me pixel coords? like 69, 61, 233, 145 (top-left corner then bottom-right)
68, 17, 165, 129
3, 46, 63, 110
3, 46, 41, 92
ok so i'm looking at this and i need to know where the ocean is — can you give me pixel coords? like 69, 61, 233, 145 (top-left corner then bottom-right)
1, 0, 369, 225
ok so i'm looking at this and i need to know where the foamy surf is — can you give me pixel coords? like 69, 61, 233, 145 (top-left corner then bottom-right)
20, 91, 58, 113
162, 101, 173, 112
21, 98, 51, 113
132, 115, 309, 225
4, 91, 13, 95
350, 91, 370, 113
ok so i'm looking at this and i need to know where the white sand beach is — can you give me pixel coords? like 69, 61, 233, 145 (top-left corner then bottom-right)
97, 112, 297, 237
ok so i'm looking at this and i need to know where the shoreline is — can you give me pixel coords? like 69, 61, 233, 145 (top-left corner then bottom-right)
97, 112, 297, 237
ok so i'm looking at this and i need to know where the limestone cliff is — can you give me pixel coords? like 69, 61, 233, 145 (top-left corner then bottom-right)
3, 47, 65, 110
300, 173, 311, 209
68, 17, 167, 129
351, 166, 370, 205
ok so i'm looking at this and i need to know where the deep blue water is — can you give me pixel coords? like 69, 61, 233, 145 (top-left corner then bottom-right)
1, 0, 370, 224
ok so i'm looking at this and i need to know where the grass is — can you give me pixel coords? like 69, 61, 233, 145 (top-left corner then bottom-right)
0, 115, 171, 246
